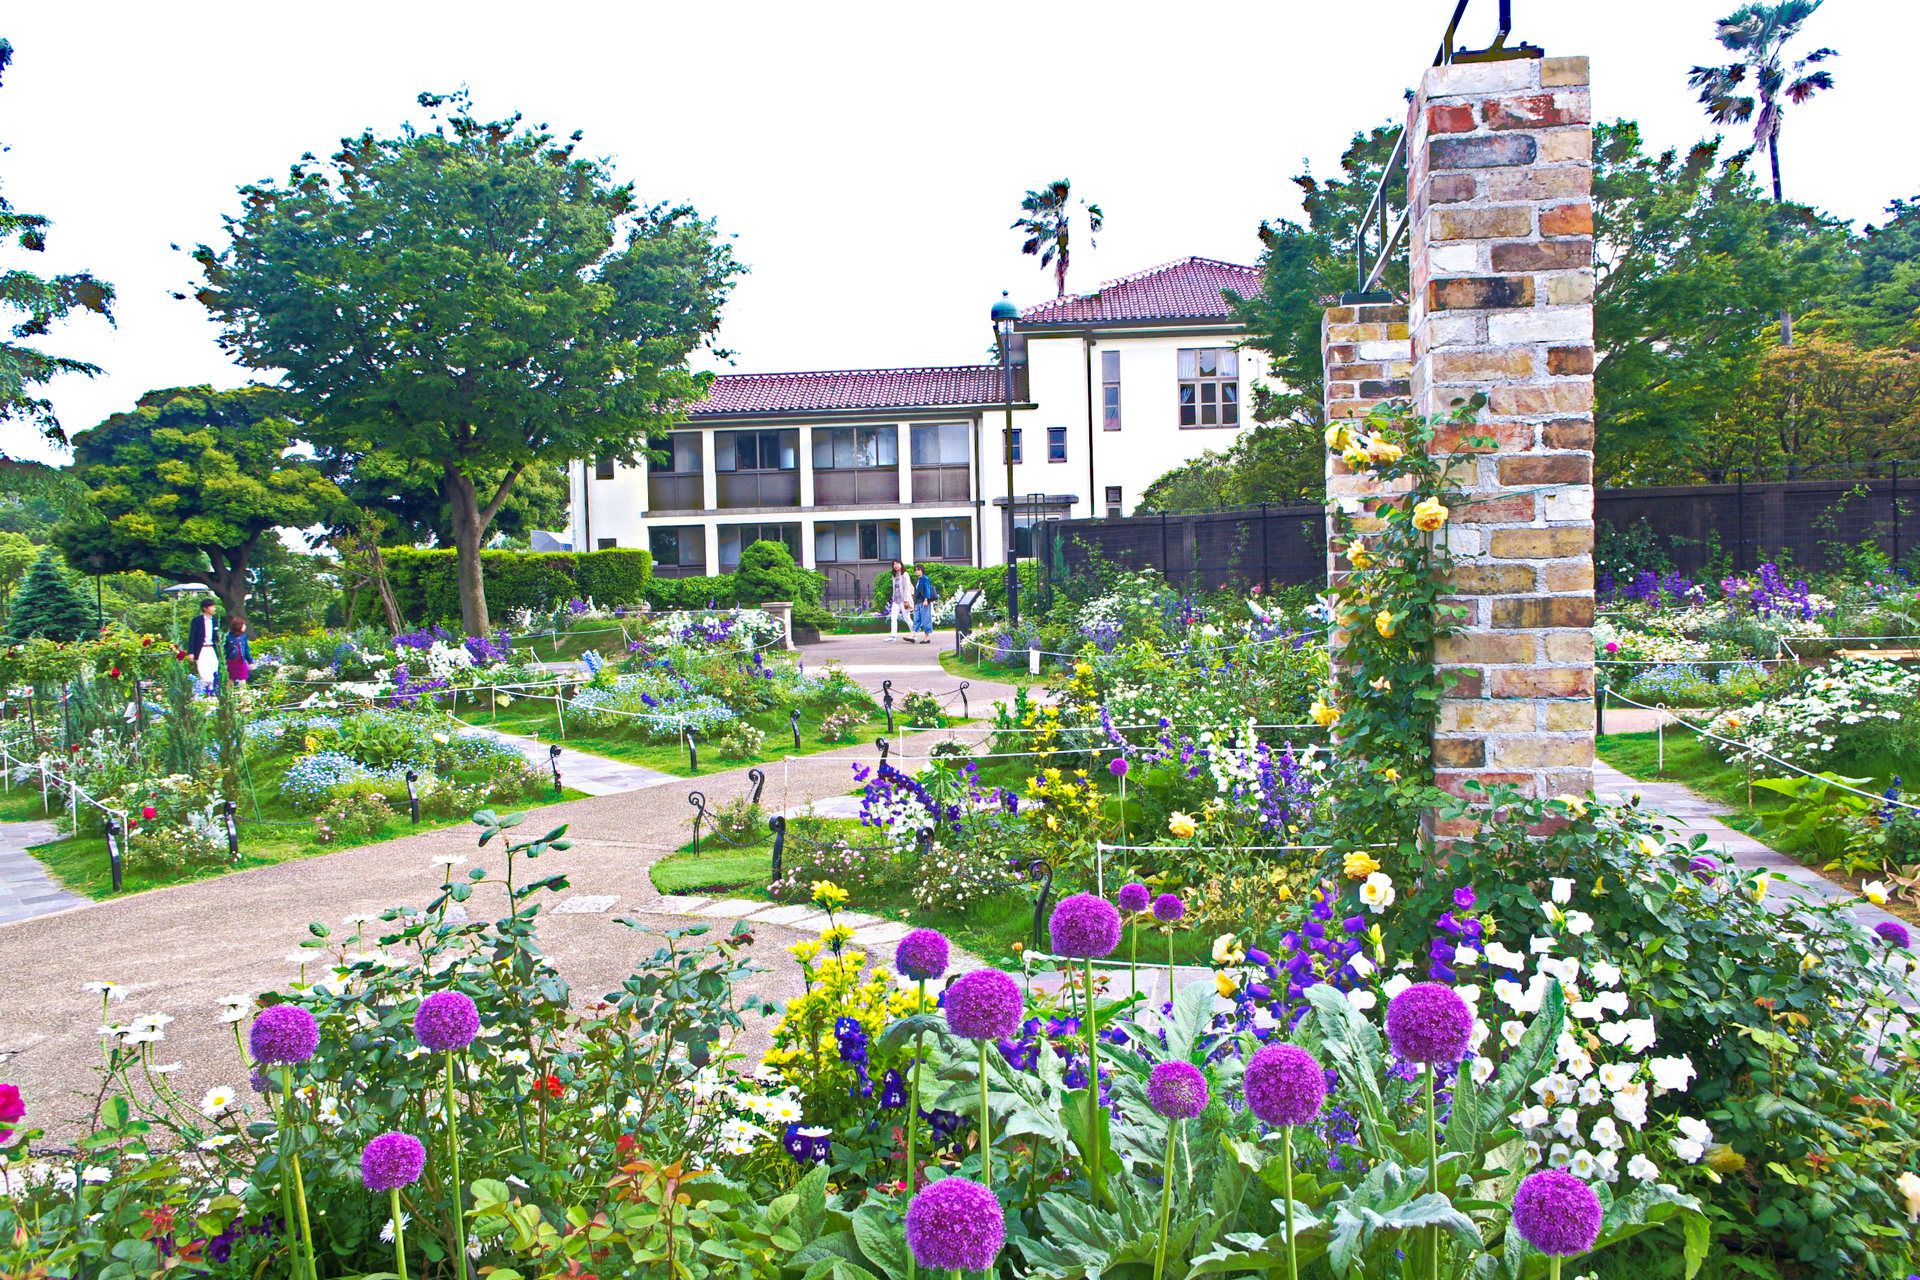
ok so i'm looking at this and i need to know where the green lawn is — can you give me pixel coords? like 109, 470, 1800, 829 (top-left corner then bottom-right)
458, 702, 892, 777
938, 650, 1053, 689
6, 754, 592, 902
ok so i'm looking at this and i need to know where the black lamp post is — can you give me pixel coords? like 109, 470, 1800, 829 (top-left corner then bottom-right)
992, 292, 1021, 628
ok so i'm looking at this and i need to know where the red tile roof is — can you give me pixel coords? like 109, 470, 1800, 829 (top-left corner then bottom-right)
687, 365, 1005, 416
1018, 256, 1259, 325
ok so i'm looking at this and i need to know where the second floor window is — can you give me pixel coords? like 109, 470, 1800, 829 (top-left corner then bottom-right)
647, 434, 702, 474
910, 422, 969, 466
1178, 347, 1239, 427
595, 454, 615, 480
1004, 428, 1022, 464
715, 429, 797, 471
1047, 426, 1067, 462
813, 425, 898, 469
1101, 349, 1121, 430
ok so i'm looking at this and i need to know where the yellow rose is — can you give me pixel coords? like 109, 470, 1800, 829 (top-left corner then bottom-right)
1382, 767, 1401, 782
1346, 542, 1371, 569
1324, 424, 1352, 452
1211, 933, 1245, 965
1169, 812, 1198, 840
1343, 850, 1382, 880
1365, 437, 1404, 464
1216, 971, 1240, 998
1375, 611, 1396, 639
1705, 1144, 1746, 1175
1342, 446, 1370, 470
1412, 498, 1449, 533
1310, 699, 1339, 728
1553, 793, 1589, 817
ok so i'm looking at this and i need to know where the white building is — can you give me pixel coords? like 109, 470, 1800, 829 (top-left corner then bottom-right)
568, 257, 1269, 606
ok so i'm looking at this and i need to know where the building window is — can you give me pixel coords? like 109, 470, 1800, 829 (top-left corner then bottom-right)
909, 422, 969, 466
1178, 347, 1240, 427
814, 519, 900, 563
913, 517, 971, 560
719, 523, 800, 568
649, 526, 707, 568
812, 425, 898, 469
715, 429, 798, 472
648, 434, 702, 475
595, 455, 615, 480
1046, 426, 1067, 462
1101, 350, 1121, 430
596, 537, 617, 549
1003, 428, 1022, 464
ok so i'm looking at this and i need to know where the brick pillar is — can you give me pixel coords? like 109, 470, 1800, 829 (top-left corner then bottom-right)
1406, 54, 1597, 810
1322, 302, 1412, 577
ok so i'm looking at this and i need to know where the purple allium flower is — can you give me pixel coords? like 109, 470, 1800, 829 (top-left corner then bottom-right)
249, 1005, 319, 1065
1109, 757, 1129, 777
1511, 1169, 1602, 1256
1876, 919, 1912, 949
1049, 893, 1122, 959
414, 991, 480, 1053
1242, 1044, 1326, 1126
1118, 882, 1151, 914
944, 969, 1024, 1041
1385, 982, 1474, 1065
1151, 893, 1186, 924
904, 1177, 1004, 1273
1147, 1061, 1210, 1119
249, 1070, 271, 1095
895, 928, 951, 981
360, 1132, 427, 1191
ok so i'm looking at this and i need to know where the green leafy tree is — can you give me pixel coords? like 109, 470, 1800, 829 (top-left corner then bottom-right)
0, 38, 115, 457
333, 452, 570, 550
1012, 179, 1102, 297
4, 546, 92, 641
1139, 418, 1327, 512
1592, 122, 1846, 481
1810, 193, 1920, 350
194, 90, 743, 635
55, 385, 345, 621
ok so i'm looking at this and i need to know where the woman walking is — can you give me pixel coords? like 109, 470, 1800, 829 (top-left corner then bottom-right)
912, 565, 937, 645
224, 616, 253, 687
888, 559, 913, 641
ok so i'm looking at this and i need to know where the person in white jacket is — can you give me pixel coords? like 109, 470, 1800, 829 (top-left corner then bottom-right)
887, 560, 913, 639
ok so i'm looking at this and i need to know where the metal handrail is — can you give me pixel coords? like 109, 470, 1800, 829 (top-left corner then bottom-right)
1354, 0, 1543, 294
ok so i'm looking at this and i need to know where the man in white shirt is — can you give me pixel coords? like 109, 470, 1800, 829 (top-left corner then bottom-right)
186, 599, 221, 693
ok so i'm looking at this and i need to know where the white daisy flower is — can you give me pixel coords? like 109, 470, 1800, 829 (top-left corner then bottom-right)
199, 1086, 238, 1117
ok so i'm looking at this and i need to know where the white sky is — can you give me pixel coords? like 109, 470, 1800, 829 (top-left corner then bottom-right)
3, 0, 1914, 467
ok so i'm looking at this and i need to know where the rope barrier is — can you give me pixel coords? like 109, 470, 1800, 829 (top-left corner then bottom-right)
961, 626, 1325, 664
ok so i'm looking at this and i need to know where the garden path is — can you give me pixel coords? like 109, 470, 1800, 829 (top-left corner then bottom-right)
0, 818, 88, 926
1593, 759, 1905, 934
0, 636, 1025, 1139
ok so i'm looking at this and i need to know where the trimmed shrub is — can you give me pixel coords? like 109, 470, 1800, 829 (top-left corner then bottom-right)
385, 548, 652, 627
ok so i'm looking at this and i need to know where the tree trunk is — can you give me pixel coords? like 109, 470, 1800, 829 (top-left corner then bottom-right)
1768, 132, 1793, 346
203, 544, 251, 623
362, 538, 403, 633
445, 467, 490, 637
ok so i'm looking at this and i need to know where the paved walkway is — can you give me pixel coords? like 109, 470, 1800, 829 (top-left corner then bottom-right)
0, 819, 87, 926
1593, 759, 1902, 932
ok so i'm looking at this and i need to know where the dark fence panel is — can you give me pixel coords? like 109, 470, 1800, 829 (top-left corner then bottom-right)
1045, 469, 1914, 593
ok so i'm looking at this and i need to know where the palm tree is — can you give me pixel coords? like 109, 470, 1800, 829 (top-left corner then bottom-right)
1688, 1, 1836, 343
1012, 180, 1103, 297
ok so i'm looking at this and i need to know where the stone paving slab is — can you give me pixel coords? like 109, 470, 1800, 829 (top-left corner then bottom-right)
744, 904, 817, 925
0, 819, 89, 926
693, 898, 766, 918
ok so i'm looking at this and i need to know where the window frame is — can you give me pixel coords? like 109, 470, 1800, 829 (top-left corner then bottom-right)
1177, 347, 1241, 428
1046, 426, 1068, 463
1101, 349, 1121, 431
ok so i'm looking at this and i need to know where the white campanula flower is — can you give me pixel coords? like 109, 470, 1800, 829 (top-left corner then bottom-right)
1563, 1046, 1595, 1079
1613, 1081, 1650, 1129
1469, 1019, 1492, 1049
1531, 1073, 1575, 1108
1589, 960, 1622, 988
1547, 1143, 1573, 1169
1598, 1017, 1657, 1053
1550, 878, 1575, 904
1568, 1148, 1600, 1179
1513, 1104, 1549, 1132
1484, 942, 1526, 970
1472, 1056, 1497, 1085
1671, 1116, 1713, 1163
1595, 1150, 1621, 1182
1529, 935, 1556, 955
1594, 991, 1630, 1016
1563, 911, 1595, 936
1647, 1054, 1696, 1095
1590, 1116, 1624, 1150
1524, 1140, 1544, 1167
1597, 1061, 1639, 1093
1345, 989, 1377, 1012
1501, 1020, 1526, 1047
1553, 1108, 1582, 1140
1538, 956, 1581, 986
1578, 1077, 1604, 1107
1349, 953, 1376, 978
1627, 1153, 1660, 1181
1381, 974, 1413, 1000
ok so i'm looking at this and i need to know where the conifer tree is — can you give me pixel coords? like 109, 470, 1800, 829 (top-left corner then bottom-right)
4, 548, 93, 642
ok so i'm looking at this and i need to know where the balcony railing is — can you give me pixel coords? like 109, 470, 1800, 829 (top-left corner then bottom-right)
814, 470, 900, 506
911, 466, 970, 503
716, 472, 801, 509
647, 474, 704, 512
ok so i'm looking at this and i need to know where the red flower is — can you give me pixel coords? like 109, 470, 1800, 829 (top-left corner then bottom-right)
533, 1073, 564, 1099
141, 636, 154, 646
0, 1083, 24, 1124
141, 806, 157, 820
108, 667, 121, 678
615, 1132, 636, 1155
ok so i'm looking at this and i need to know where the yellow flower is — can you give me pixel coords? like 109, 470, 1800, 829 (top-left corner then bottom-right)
1862, 879, 1890, 906
787, 940, 822, 963
811, 880, 849, 908
1364, 436, 1404, 464
1346, 542, 1371, 569
1342, 446, 1370, 470
1553, 794, 1589, 818
1075, 662, 1093, 678
1324, 424, 1352, 452
1381, 767, 1401, 782
1634, 833, 1662, 860
1343, 850, 1382, 880
1169, 812, 1198, 840
1310, 699, 1339, 728
820, 924, 856, 951
1375, 611, 1396, 639
1751, 873, 1771, 903
1216, 971, 1240, 998
1211, 933, 1246, 965
1045, 814, 1059, 831
1412, 498, 1449, 533
1705, 1144, 1745, 1175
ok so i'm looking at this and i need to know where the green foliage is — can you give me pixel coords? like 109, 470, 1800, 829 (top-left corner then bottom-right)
384, 547, 652, 625
0, 39, 115, 452
1138, 419, 1327, 512
3, 546, 92, 641
57, 385, 346, 619
194, 89, 742, 633
732, 539, 832, 630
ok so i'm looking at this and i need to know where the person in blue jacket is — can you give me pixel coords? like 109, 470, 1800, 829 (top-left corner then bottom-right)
911, 565, 937, 644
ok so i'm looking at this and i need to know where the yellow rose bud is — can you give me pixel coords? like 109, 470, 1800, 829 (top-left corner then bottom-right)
1412, 498, 1449, 533
1705, 1144, 1746, 1175
1310, 699, 1339, 728
1343, 850, 1382, 879
1169, 811, 1198, 840
1375, 611, 1396, 639
1216, 971, 1239, 998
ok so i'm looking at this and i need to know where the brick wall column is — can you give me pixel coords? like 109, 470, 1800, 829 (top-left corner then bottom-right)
1405, 54, 1597, 810
1322, 301, 1413, 577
